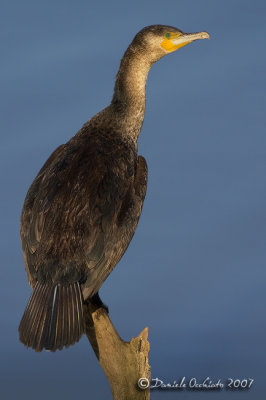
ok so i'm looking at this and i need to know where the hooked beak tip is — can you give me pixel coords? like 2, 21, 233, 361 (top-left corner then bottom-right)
200, 31, 210, 40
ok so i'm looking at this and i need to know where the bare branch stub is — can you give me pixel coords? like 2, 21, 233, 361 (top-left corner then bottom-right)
83, 301, 150, 400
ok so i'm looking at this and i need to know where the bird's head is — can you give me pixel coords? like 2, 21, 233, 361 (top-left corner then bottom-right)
131, 25, 210, 63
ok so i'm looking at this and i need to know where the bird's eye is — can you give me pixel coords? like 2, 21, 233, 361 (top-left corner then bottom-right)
165, 33, 171, 39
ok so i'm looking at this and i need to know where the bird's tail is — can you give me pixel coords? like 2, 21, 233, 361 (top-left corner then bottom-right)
18, 282, 85, 352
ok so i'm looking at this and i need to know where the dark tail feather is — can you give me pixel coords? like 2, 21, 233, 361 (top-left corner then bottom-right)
19, 282, 85, 352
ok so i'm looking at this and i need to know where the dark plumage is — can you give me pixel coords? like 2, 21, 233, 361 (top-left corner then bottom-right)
19, 25, 209, 351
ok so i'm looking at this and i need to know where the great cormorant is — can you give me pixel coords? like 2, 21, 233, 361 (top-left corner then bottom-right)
19, 25, 209, 351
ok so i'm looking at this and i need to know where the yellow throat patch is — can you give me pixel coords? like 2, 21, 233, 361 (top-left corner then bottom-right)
160, 32, 191, 53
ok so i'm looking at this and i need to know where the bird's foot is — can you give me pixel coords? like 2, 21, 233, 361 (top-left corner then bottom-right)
90, 292, 109, 313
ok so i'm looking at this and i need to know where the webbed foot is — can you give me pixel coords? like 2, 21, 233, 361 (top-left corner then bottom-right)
90, 292, 109, 313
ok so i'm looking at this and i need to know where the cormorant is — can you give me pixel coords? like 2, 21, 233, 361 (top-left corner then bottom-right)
19, 25, 209, 351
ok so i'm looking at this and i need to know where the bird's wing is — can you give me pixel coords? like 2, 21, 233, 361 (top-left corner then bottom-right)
112, 154, 148, 259
20, 135, 134, 285
82, 155, 148, 297
21, 144, 67, 248
20, 144, 65, 285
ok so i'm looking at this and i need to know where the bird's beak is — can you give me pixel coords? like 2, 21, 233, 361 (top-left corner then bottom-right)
171, 31, 210, 50
161, 30, 210, 53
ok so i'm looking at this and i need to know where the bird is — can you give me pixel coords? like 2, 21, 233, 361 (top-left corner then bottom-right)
19, 25, 210, 352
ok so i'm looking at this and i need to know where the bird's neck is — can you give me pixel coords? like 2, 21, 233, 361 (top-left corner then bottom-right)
110, 47, 152, 141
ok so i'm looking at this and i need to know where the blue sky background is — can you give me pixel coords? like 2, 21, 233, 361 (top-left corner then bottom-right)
1, 0, 266, 399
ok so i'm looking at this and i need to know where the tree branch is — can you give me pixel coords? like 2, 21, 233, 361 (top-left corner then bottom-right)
83, 301, 150, 400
